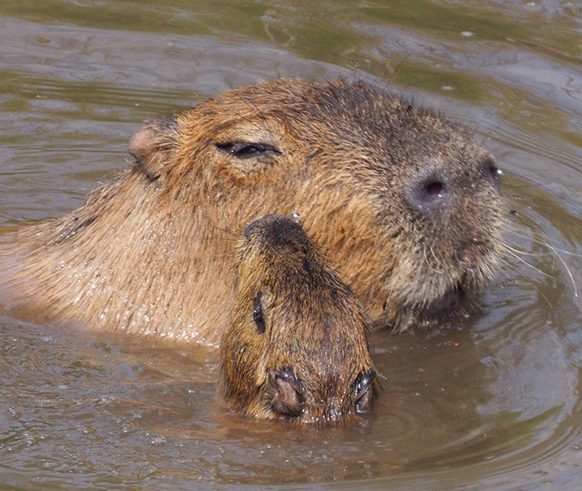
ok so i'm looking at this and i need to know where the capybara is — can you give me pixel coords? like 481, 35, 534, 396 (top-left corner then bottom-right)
220, 215, 375, 424
0, 79, 504, 344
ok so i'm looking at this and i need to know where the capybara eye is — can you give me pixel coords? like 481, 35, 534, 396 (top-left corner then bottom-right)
236, 145, 260, 157
253, 291, 266, 334
216, 142, 280, 159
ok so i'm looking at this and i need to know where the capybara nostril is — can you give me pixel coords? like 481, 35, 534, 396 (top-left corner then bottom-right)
405, 175, 449, 217
425, 181, 445, 197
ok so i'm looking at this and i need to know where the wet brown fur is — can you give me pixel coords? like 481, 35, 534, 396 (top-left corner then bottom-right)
220, 215, 375, 424
0, 79, 504, 344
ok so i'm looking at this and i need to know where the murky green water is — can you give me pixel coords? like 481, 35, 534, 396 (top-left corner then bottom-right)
0, 1, 580, 489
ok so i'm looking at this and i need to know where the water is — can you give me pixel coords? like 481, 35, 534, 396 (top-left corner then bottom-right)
0, 1, 580, 489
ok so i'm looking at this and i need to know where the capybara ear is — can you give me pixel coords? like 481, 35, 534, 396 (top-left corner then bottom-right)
128, 117, 180, 181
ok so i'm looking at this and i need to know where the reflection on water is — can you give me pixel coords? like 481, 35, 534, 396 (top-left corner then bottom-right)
0, 1, 580, 489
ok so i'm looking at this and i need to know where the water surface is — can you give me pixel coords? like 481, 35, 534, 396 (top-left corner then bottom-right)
0, 1, 580, 489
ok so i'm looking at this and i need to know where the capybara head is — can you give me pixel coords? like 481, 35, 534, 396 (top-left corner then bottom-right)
130, 79, 504, 330
6, 79, 504, 340
220, 215, 375, 424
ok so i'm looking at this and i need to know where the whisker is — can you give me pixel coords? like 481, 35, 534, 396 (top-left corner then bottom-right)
500, 218, 580, 298
207, 224, 240, 240
427, 246, 444, 274
500, 241, 552, 258
538, 288, 554, 310
501, 210, 572, 243
500, 245, 561, 283
194, 234, 238, 245
194, 251, 239, 278
544, 241, 578, 298
499, 254, 554, 309
503, 226, 581, 258
498, 255, 522, 277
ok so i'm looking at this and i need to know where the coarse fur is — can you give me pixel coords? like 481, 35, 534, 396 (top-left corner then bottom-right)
220, 215, 375, 425
0, 79, 504, 344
